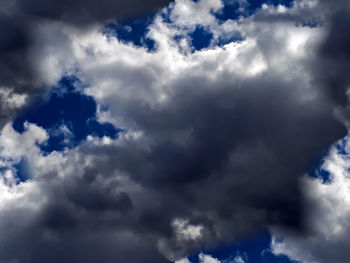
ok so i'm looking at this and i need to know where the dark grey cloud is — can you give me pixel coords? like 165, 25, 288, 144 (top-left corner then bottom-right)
271, 1, 350, 261
316, 0, 350, 107
270, 137, 350, 263
0, 0, 349, 262
15, 0, 170, 24
0, 72, 345, 262
270, 0, 350, 261
0, 13, 35, 128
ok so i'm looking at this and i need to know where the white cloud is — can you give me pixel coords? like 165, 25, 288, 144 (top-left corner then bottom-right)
176, 258, 192, 263
0, 122, 48, 163
169, 0, 223, 27
231, 256, 245, 263
199, 253, 221, 263
37, 0, 322, 134
176, 253, 245, 263
0, 88, 27, 109
173, 218, 203, 241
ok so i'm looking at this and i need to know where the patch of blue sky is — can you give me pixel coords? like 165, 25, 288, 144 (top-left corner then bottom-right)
12, 157, 31, 183
103, 0, 297, 53
188, 0, 295, 51
104, 11, 157, 52
189, 26, 213, 51
187, 229, 298, 263
171, 17, 243, 51
12, 75, 121, 155
102, 0, 264, 54
213, 0, 295, 22
186, 25, 243, 52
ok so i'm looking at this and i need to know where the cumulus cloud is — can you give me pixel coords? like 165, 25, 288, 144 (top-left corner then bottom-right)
0, 0, 349, 262
271, 135, 350, 263
269, 1, 350, 260
0, 0, 171, 129
199, 253, 222, 263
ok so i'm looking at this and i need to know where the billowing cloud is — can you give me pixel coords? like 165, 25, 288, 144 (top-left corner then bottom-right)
0, 0, 349, 262
0, 0, 171, 129
271, 135, 350, 263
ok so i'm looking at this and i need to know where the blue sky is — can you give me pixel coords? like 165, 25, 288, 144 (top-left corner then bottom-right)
0, 0, 349, 262
12, 76, 121, 155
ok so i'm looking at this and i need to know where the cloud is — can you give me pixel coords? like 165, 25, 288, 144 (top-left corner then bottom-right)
269, 1, 350, 260
0, 0, 349, 262
199, 253, 221, 263
316, 0, 350, 106
13, 0, 171, 24
0, 124, 169, 263
176, 253, 246, 263
270, 134, 350, 263
0, 0, 171, 130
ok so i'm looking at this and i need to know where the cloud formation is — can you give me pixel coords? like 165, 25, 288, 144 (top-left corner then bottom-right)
271, 135, 350, 263
0, 0, 171, 128
0, 0, 349, 262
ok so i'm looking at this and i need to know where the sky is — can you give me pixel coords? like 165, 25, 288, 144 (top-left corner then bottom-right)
0, 0, 350, 262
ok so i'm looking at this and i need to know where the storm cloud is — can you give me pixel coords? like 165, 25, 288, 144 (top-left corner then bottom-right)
271, 135, 350, 263
0, 0, 349, 262
269, 0, 350, 261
